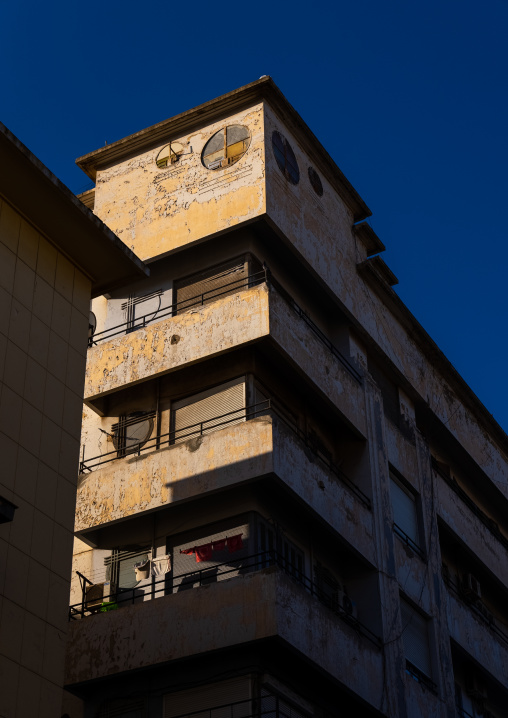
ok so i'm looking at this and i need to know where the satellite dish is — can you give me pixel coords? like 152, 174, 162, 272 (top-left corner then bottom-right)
88, 311, 97, 344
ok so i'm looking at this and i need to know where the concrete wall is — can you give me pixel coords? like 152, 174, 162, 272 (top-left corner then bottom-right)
0, 196, 91, 718
65, 568, 384, 709
93, 105, 266, 262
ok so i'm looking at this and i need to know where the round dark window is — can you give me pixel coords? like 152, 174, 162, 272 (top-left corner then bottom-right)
113, 412, 154, 455
308, 167, 323, 197
202, 125, 251, 170
272, 131, 299, 185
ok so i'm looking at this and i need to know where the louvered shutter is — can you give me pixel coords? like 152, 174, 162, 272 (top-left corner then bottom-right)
163, 677, 252, 718
400, 600, 431, 677
173, 380, 246, 443
172, 520, 250, 589
175, 261, 247, 313
390, 474, 419, 546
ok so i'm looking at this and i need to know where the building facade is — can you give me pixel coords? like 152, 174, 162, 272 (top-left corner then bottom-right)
64, 79, 508, 718
0, 124, 147, 718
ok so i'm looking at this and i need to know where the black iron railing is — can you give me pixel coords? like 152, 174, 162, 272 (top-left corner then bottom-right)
405, 661, 438, 694
162, 695, 303, 718
68, 550, 381, 646
88, 269, 268, 346
393, 523, 426, 560
442, 571, 508, 647
79, 399, 371, 508
432, 459, 508, 552
88, 266, 362, 385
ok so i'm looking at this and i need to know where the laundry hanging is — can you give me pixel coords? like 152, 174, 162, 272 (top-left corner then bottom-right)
151, 555, 171, 576
180, 534, 244, 563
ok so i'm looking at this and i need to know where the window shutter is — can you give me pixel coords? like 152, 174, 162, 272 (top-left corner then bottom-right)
163, 677, 251, 718
173, 380, 246, 443
400, 600, 431, 677
390, 474, 419, 546
175, 261, 247, 313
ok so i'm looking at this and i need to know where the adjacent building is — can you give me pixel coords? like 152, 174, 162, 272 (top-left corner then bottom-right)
64, 78, 508, 718
0, 123, 148, 717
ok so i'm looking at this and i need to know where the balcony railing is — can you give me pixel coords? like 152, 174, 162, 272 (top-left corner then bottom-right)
88, 266, 362, 385
79, 399, 371, 508
393, 523, 426, 561
442, 569, 508, 647
89, 269, 268, 346
69, 549, 381, 647
432, 459, 508, 552
163, 695, 307, 718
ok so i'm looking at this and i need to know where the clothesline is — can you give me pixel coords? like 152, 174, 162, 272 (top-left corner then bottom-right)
180, 534, 244, 563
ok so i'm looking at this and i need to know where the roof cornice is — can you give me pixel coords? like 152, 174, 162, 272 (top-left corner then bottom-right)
76, 77, 371, 222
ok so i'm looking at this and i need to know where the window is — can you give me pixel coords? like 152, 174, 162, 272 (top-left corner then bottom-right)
308, 166, 323, 196
272, 131, 299, 184
156, 141, 185, 167
171, 379, 246, 444
400, 598, 433, 683
112, 412, 155, 456
121, 289, 163, 332
202, 125, 251, 170
390, 471, 423, 556
173, 255, 262, 314
106, 549, 150, 591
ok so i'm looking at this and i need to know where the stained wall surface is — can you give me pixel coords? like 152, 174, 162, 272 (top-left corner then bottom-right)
0, 196, 91, 717
93, 105, 266, 262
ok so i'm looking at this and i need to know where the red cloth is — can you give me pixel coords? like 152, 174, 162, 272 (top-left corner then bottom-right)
180, 548, 195, 556
227, 534, 243, 553
195, 543, 213, 562
212, 539, 227, 552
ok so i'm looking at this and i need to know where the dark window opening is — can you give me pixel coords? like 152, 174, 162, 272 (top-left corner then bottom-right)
272, 131, 299, 184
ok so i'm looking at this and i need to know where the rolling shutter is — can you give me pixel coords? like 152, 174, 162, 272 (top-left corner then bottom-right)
173, 380, 246, 444
163, 677, 252, 718
175, 260, 247, 313
400, 599, 431, 677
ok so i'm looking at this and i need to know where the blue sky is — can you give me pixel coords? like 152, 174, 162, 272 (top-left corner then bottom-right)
2, 0, 507, 433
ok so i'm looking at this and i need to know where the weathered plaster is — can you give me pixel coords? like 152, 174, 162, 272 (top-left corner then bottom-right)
93, 106, 266, 262
65, 569, 383, 707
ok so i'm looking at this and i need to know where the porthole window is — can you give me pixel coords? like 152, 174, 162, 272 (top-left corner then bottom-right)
156, 142, 185, 168
202, 125, 251, 170
272, 131, 299, 185
308, 167, 323, 197
112, 412, 154, 456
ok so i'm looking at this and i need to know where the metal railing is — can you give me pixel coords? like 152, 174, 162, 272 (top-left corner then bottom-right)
68, 549, 381, 646
393, 523, 426, 560
405, 660, 438, 694
442, 571, 508, 647
88, 269, 268, 346
432, 459, 508, 552
79, 399, 371, 509
88, 266, 362, 385
162, 695, 307, 718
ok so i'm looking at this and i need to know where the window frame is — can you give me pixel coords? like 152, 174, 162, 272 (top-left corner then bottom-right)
389, 469, 425, 560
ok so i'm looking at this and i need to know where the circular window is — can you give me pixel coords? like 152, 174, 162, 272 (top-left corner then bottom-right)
202, 125, 251, 170
156, 142, 185, 168
272, 131, 299, 185
308, 167, 323, 197
113, 412, 154, 455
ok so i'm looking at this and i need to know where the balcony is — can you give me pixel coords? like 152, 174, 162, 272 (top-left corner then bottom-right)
65, 556, 382, 703
434, 463, 508, 587
84, 272, 365, 435
76, 406, 374, 561
445, 586, 508, 689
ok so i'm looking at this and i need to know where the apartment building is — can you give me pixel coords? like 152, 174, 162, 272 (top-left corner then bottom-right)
0, 123, 147, 717
64, 78, 508, 718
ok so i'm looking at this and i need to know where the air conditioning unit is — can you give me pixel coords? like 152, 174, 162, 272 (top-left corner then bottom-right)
463, 573, 482, 601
